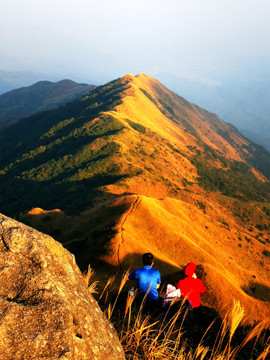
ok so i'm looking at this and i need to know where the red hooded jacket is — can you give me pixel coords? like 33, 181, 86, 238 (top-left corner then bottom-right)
177, 262, 206, 308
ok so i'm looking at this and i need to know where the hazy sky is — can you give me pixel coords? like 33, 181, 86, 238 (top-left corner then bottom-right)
1, 0, 269, 83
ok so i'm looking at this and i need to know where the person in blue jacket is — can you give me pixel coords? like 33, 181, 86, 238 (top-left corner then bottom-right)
128, 252, 161, 303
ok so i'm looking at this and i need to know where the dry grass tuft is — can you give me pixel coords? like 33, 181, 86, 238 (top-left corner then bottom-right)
93, 275, 270, 360
83, 264, 98, 294
229, 300, 245, 342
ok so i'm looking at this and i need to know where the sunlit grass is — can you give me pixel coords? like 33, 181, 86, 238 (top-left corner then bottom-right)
93, 272, 270, 360
82, 264, 98, 294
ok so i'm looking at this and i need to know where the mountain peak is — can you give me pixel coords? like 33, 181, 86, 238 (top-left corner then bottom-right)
135, 72, 160, 83
111, 73, 248, 164
119, 73, 161, 89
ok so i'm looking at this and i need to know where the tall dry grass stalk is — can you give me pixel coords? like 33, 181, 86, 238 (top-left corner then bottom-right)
230, 317, 270, 360
82, 264, 98, 294
257, 342, 270, 360
98, 274, 116, 302
107, 269, 130, 320
94, 275, 270, 359
228, 300, 244, 342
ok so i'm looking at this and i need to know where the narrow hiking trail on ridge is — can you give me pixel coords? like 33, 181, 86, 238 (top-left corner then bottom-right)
117, 195, 142, 266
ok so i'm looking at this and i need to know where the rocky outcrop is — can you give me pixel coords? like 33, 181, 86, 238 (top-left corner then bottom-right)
0, 213, 125, 360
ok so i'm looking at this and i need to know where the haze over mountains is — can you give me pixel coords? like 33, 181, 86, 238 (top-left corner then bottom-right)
0, 70, 47, 94
0, 79, 96, 130
156, 72, 270, 152
0, 73, 269, 323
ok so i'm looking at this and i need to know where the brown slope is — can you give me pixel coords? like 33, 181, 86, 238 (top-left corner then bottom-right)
24, 191, 270, 323
21, 73, 270, 324
100, 193, 270, 323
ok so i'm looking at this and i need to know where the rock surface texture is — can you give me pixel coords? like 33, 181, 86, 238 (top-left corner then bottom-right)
0, 213, 125, 360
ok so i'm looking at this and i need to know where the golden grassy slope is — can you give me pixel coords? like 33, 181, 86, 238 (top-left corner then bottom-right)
113, 74, 250, 161
23, 73, 270, 324
26, 190, 270, 323
100, 194, 270, 323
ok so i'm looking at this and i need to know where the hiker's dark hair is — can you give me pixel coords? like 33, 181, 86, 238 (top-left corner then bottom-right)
142, 253, 154, 266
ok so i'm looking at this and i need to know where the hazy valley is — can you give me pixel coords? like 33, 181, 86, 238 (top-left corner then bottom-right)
157, 72, 270, 152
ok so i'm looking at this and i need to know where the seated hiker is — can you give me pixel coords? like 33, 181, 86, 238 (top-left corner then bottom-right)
128, 252, 161, 305
162, 284, 181, 319
177, 262, 206, 318
163, 284, 181, 305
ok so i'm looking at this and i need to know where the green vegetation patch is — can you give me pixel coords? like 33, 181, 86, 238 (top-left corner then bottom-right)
0, 76, 129, 165
240, 143, 270, 180
262, 205, 270, 217
126, 119, 146, 134
0, 77, 130, 217
191, 145, 270, 201
157, 97, 176, 118
263, 250, 270, 258
139, 88, 158, 106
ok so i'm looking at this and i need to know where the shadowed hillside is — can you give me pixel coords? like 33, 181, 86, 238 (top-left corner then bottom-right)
0, 73, 269, 323
0, 79, 96, 130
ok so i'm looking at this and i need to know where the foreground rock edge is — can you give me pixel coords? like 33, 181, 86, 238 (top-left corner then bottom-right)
0, 213, 125, 360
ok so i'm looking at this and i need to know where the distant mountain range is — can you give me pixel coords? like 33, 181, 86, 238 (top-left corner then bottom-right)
156, 72, 270, 151
0, 79, 96, 130
0, 73, 269, 323
0, 70, 48, 94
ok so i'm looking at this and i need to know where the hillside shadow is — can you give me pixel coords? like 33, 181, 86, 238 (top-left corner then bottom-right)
87, 253, 206, 295
85, 253, 184, 290
242, 281, 270, 302
120, 252, 181, 273
0, 175, 126, 219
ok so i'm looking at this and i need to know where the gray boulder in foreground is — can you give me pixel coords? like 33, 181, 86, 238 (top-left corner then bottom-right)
0, 214, 125, 360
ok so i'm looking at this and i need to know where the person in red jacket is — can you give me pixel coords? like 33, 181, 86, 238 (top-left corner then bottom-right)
177, 262, 206, 311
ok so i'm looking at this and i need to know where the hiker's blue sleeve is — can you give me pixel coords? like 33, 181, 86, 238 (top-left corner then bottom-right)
157, 271, 161, 284
129, 270, 137, 281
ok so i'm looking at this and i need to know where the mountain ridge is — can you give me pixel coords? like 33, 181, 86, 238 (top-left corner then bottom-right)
0, 73, 269, 322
